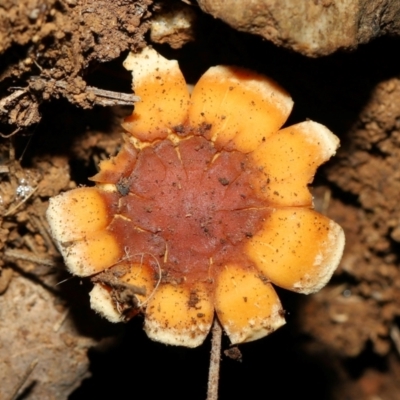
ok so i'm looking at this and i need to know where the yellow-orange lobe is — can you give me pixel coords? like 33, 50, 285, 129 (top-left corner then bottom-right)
145, 282, 214, 347
122, 48, 190, 142
188, 66, 293, 153
47, 187, 116, 242
64, 230, 122, 276
214, 263, 285, 344
250, 121, 340, 207
246, 208, 345, 294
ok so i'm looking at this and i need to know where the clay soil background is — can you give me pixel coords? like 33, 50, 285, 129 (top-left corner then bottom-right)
2, 1, 400, 399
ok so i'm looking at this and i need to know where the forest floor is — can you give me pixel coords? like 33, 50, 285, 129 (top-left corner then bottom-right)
2, 1, 400, 399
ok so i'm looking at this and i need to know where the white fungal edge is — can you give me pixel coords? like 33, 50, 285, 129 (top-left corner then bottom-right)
291, 120, 344, 294
144, 315, 212, 348
295, 120, 340, 160
225, 303, 286, 345
46, 196, 94, 277
46, 193, 74, 243
90, 284, 123, 323
123, 47, 181, 89
293, 220, 346, 295
46, 194, 86, 276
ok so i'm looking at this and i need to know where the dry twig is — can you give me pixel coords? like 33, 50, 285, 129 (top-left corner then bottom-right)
29, 214, 58, 255
0, 127, 21, 139
52, 80, 140, 106
4, 248, 57, 268
0, 78, 140, 131
4, 186, 38, 217
207, 318, 222, 400
0, 89, 26, 113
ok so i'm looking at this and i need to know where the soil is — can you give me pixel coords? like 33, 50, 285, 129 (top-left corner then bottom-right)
2, 1, 400, 399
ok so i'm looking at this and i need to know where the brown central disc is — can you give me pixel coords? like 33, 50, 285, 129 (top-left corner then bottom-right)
107, 135, 271, 284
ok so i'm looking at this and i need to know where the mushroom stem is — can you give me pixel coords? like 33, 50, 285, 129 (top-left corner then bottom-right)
207, 318, 222, 400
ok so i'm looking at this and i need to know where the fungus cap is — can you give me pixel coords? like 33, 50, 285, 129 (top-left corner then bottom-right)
46, 48, 345, 348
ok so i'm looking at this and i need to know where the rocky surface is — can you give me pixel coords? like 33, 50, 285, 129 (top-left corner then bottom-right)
198, 0, 400, 57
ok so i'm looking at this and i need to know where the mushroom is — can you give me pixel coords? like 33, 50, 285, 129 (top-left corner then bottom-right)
46, 48, 345, 348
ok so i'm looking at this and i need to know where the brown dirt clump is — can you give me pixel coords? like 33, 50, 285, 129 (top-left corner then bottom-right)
0, 0, 151, 132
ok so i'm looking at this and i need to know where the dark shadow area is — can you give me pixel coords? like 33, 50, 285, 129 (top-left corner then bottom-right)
85, 53, 133, 94
69, 316, 337, 400
344, 342, 388, 379
0, 44, 39, 90
12, 99, 131, 185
